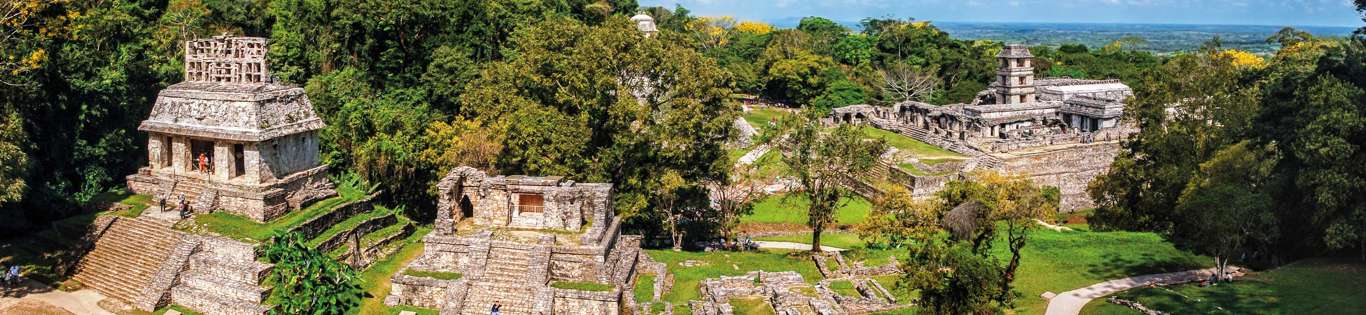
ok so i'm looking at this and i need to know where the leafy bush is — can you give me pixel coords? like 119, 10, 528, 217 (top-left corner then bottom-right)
263, 232, 363, 315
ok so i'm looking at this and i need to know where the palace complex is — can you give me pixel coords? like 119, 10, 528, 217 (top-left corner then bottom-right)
828, 44, 1136, 210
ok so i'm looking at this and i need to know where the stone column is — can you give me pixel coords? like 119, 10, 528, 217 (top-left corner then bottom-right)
243, 143, 261, 183
214, 142, 232, 181
148, 135, 163, 169
171, 137, 189, 172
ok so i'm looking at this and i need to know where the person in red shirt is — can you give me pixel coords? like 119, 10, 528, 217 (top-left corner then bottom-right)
198, 153, 209, 174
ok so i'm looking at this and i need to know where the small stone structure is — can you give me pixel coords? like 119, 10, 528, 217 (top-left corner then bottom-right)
827, 44, 1137, 211
385, 167, 647, 315
126, 35, 335, 222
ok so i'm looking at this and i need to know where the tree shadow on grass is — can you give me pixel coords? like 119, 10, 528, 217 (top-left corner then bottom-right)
1085, 252, 1208, 280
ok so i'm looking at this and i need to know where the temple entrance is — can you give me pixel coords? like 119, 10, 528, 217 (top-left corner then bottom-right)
459, 196, 474, 219
232, 144, 245, 178
190, 139, 214, 174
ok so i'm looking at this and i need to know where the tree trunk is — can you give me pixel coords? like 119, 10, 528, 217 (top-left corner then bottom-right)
669, 213, 683, 252
1214, 256, 1227, 282
812, 227, 823, 252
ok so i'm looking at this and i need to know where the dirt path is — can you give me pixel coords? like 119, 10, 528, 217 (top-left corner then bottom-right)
1043, 267, 1221, 315
0, 280, 115, 315
753, 240, 846, 252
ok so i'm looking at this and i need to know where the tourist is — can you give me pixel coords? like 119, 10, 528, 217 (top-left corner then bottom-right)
491, 303, 501, 315
197, 153, 209, 174
6, 265, 18, 286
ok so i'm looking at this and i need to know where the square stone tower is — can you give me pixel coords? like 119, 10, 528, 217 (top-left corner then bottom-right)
126, 35, 335, 222
994, 43, 1036, 104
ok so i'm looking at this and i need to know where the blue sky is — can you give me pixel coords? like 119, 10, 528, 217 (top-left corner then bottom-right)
638, 0, 1364, 27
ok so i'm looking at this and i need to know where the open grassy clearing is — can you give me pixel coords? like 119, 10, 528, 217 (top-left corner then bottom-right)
859, 126, 962, 158
742, 107, 791, 132
1080, 258, 1366, 315
742, 194, 872, 227
757, 227, 1211, 315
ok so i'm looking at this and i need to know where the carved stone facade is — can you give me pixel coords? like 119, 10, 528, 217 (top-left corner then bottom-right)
127, 35, 334, 222
387, 167, 647, 315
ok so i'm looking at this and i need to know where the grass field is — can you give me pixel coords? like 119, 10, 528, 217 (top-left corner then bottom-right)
1081, 258, 1366, 315
742, 107, 791, 131
741, 194, 872, 227
859, 126, 962, 158
757, 227, 1211, 315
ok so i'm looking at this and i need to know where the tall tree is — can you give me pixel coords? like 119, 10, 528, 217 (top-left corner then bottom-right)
459, 16, 736, 226
1172, 141, 1278, 279
776, 110, 886, 251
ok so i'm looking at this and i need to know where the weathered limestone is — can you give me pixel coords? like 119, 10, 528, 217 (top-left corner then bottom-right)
826, 43, 1136, 211
127, 35, 335, 222
387, 167, 650, 315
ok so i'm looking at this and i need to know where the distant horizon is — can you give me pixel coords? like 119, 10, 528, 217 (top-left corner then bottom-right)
762, 18, 1361, 30
641, 0, 1364, 28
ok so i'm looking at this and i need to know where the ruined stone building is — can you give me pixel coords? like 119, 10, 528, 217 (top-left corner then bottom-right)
386, 167, 646, 315
828, 44, 1137, 210
126, 35, 334, 221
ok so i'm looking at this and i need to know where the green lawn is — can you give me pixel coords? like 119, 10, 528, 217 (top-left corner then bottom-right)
645, 249, 822, 314
757, 227, 1210, 315
729, 296, 777, 315
742, 107, 791, 132
1081, 258, 1366, 315
742, 194, 872, 227
859, 126, 962, 158
634, 274, 656, 302
828, 279, 860, 297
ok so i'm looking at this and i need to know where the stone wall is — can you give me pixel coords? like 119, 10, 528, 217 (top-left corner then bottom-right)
385, 273, 462, 310
553, 288, 622, 315
1000, 142, 1120, 211
170, 235, 272, 315
257, 131, 321, 179
287, 192, 377, 240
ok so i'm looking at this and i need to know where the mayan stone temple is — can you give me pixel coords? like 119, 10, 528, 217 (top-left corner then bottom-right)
61, 36, 396, 315
126, 35, 335, 221
385, 167, 651, 315
828, 44, 1136, 210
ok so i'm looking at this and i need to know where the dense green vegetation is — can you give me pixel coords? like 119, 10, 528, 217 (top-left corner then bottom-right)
1088, 19, 1366, 269
263, 232, 363, 314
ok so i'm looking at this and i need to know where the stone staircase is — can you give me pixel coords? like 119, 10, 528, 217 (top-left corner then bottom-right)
459, 244, 541, 315
72, 217, 184, 304
171, 237, 273, 315
190, 188, 218, 214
